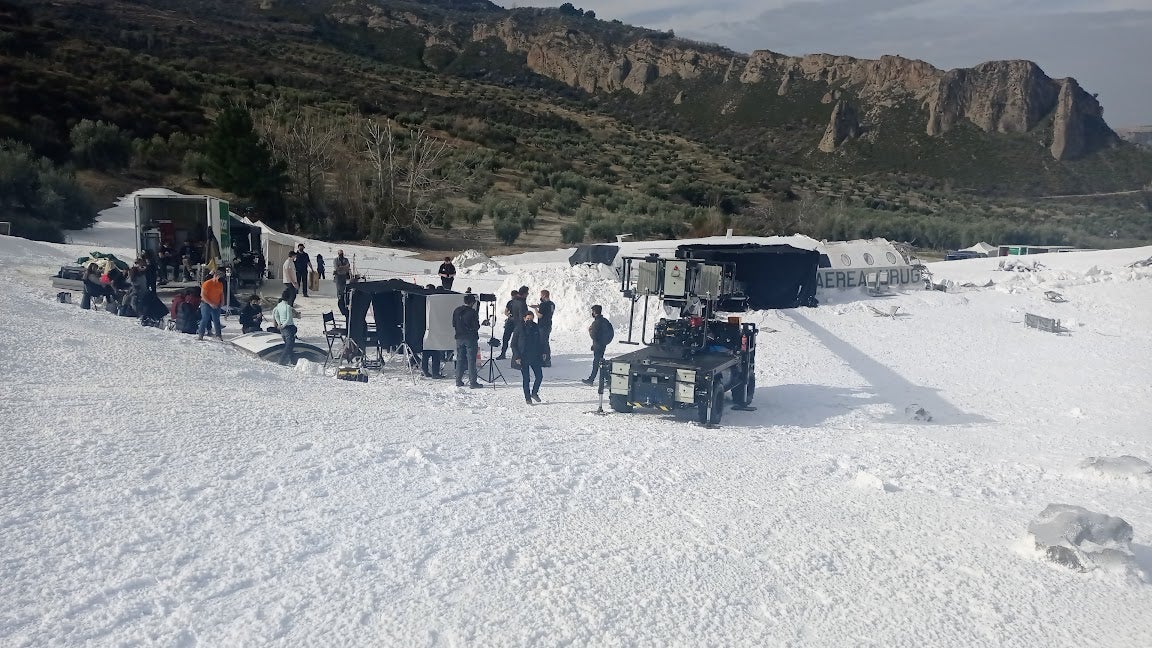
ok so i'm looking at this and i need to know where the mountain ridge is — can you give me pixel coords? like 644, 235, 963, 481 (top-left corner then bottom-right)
3, 0, 1151, 250
347, 4, 1117, 162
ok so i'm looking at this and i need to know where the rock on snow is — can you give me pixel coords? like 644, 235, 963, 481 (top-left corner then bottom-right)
1027, 504, 1143, 578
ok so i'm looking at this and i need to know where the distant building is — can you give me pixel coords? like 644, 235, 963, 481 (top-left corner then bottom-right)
996, 244, 1083, 256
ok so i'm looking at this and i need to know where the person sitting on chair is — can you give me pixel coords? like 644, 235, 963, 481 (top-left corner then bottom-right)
239, 294, 264, 334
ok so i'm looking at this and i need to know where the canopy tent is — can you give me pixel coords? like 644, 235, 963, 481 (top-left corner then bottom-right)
961, 242, 997, 257
676, 243, 819, 309
240, 219, 295, 281
347, 280, 451, 354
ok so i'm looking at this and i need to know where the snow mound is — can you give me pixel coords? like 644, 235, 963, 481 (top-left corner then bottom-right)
1078, 456, 1152, 484
454, 249, 503, 274
1026, 504, 1143, 578
851, 470, 901, 493
494, 264, 631, 335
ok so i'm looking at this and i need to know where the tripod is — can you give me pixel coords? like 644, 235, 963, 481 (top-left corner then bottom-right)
477, 301, 506, 386
387, 291, 419, 383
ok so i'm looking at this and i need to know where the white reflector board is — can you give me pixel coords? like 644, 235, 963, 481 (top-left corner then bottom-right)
425, 293, 465, 351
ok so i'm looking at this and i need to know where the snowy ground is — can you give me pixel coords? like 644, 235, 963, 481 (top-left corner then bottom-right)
1, 193, 1151, 646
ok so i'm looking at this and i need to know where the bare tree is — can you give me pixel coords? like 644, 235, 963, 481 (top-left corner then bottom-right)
258, 103, 341, 233
361, 119, 463, 244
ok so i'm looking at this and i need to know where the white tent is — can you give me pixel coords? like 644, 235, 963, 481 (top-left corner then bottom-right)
239, 218, 296, 281
961, 242, 997, 257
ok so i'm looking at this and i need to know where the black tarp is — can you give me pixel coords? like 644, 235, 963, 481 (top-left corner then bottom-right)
568, 244, 619, 266
676, 243, 819, 309
228, 217, 261, 256
348, 280, 451, 352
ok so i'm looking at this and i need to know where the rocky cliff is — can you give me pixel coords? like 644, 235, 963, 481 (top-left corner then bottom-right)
328, 4, 1119, 161
818, 100, 862, 152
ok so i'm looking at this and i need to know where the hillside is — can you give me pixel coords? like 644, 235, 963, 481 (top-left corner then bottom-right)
2, 0, 1151, 250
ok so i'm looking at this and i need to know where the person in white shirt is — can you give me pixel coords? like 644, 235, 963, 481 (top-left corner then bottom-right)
282, 251, 299, 306
272, 289, 297, 366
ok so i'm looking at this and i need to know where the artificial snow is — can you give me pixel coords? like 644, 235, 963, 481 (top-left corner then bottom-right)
453, 249, 503, 275
1, 193, 1152, 646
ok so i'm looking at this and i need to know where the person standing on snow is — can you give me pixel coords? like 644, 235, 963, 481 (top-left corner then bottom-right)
533, 289, 555, 367
333, 250, 351, 309
452, 293, 483, 388
282, 251, 298, 306
294, 243, 314, 297
438, 256, 457, 290
197, 270, 225, 341
497, 287, 529, 360
272, 290, 297, 366
581, 304, 614, 385
316, 253, 325, 280
511, 310, 547, 404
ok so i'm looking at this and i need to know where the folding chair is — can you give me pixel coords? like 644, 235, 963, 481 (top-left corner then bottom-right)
322, 311, 347, 358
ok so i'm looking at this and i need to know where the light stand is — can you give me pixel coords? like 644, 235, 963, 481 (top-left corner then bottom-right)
222, 266, 237, 316
387, 291, 419, 383
477, 301, 506, 386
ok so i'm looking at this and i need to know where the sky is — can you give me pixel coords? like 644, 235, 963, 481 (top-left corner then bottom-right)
507, 1, 1152, 127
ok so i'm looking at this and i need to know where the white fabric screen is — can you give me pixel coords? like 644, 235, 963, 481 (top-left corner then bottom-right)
424, 293, 465, 351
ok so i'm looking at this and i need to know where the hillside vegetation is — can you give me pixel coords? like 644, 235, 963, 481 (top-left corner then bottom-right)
1, 0, 1150, 250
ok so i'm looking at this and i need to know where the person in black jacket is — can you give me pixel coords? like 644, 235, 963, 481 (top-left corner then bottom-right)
582, 304, 614, 385
239, 295, 264, 333
496, 289, 523, 359
452, 293, 483, 388
511, 310, 547, 404
532, 289, 555, 367
293, 243, 313, 297
142, 251, 158, 293
438, 256, 456, 290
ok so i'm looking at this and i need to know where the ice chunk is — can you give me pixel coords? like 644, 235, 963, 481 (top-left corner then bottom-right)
1026, 504, 1138, 575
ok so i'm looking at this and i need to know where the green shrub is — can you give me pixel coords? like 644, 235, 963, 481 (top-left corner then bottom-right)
493, 219, 521, 245
0, 140, 95, 242
560, 223, 585, 244
69, 119, 131, 170
587, 219, 620, 241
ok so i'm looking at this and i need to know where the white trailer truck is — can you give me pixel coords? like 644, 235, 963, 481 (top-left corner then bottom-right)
133, 192, 235, 266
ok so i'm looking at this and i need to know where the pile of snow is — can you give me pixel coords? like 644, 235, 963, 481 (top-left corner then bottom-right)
454, 249, 503, 274
1025, 504, 1143, 578
1078, 456, 1152, 484
851, 470, 901, 493
493, 264, 632, 335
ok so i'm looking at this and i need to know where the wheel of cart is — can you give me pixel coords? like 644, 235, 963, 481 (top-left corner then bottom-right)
698, 382, 725, 425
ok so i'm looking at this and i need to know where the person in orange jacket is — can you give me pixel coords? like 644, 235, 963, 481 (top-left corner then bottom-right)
197, 270, 225, 340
